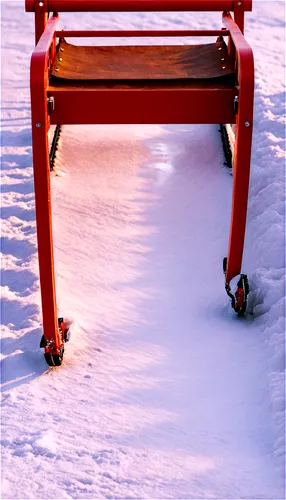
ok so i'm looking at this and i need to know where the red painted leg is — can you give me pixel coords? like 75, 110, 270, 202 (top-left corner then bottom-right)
222, 11, 254, 314
224, 113, 253, 314
35, 12, 48, 45
30, 15, 64, 364
31, 83, 62, 357
225, 114, 253, 284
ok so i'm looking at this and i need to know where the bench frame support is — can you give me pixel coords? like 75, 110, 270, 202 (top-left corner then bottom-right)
28, 0, 254, 362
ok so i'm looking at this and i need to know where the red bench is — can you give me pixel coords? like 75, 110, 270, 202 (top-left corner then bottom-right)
26, 0, 254, 365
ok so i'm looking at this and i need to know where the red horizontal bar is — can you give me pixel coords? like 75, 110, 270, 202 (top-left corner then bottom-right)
26, 0, 252, 13
56, 30, 230, 38
48, 85, 236, 125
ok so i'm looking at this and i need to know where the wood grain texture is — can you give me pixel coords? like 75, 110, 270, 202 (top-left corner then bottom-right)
51, 39, 235, 81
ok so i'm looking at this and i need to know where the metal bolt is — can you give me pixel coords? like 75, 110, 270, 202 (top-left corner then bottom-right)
39, 1, 44, 6
222, 66, 226, 70
245, 121, 250, 127
59, 58, 63, 62
237, 2, 242, 5
60, 48, 64, 52
55, 68, 59, 72
36, 122, 41, 128
47, 96, 55, 112
218, 47, 222, 51
221, 57, 225, 61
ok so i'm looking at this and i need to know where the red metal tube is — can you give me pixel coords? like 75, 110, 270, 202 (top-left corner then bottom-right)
35, 12, 48, 44
55, 29, 230, 37
222, 12, 254, 283
242, 0, 252, 11
26, 0, 251, 13
30, 14, 62, 350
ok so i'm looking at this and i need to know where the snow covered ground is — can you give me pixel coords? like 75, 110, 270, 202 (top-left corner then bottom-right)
1, 1, 285, 499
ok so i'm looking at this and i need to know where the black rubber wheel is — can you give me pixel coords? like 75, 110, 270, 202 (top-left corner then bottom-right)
223, 257, 227, 274
44, 347, 64, 367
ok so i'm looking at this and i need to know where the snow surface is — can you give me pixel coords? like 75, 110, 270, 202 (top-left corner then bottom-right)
1, 1, 285, 499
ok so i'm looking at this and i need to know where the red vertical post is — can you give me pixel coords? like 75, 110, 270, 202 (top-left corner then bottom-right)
228, 2, 245, 62
225, 107, 253, 282
30, 16, 61, 350
35, 11, 49, 44
234, 1, 245, 34
223, 12, 254, 284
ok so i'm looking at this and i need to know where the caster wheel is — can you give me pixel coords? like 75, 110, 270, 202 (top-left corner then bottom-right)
223, 257, 227, 274
234, 274, 249, 316
44, 346, 64, 367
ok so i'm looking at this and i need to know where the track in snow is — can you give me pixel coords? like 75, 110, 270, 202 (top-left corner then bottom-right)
23, 123, 279, 499
1, 1, 285, 497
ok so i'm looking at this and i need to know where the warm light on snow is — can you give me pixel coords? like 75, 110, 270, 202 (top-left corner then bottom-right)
1, 2, 285, 499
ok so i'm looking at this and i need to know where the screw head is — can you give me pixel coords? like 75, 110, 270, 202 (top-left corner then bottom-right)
59, 58, 63, 62
237, 1, 242, 5
244, 121, 250, 127
39, 1, 44, 6
36, 122, 41, 128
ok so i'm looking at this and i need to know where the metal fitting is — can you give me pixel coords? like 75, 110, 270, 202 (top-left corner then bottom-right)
47, 96, 55, 113
234, 96, 239, 114
35, 0, 48, 13
244, 121, 250, 127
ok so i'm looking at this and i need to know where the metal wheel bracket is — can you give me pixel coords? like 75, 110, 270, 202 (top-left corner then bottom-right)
40, 317, 70, 367
225, 272, 249, 315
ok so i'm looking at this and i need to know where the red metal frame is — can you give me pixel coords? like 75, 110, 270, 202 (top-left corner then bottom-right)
55, 30, 230, 37
222, 12, 254, 283
28, 0, 254, 358
48, 83, 237, 126
26, 0, 252, 13
30, 14, 61, 353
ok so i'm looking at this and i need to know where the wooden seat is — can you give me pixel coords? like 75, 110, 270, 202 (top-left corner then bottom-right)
51, 38, 235, 81
48, 38, 237, 126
